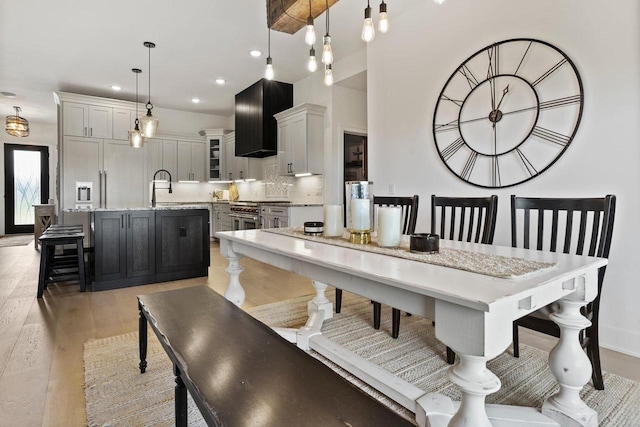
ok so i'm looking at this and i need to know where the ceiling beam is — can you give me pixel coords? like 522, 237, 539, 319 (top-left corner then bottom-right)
268, 0, 340, 34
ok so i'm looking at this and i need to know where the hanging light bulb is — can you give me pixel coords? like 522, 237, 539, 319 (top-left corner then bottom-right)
322, 0, 333, 65
361, 1, 375, 42
305, 0, 316, 46
378, 1, 389, 34
265, 57, 275, 80
308, 47, 318, 72
140, 41, 159, 138
129, 68, 144, 148
265, 0, 274, 80
324, 64, 333, 86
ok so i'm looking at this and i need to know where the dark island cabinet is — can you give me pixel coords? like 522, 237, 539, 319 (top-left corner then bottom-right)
93, 209, 208, 291
155, 209, 210, 281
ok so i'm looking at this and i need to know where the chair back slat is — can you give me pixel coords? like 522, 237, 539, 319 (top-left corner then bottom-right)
431, 195, 498, 244
589, 211, 601, 256
537, 209, 544, 250
550, 210, 559, 252
373, 195, 419, 235
564, 210, 574, 253
576, 210, 588, 256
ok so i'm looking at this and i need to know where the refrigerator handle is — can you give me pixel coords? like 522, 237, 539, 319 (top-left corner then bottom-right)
104, 170, 108, 208
98, 171, 103, 208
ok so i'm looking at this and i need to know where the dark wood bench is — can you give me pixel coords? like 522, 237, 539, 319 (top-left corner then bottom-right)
138, 286, 414, 427
37, 225, 86, 298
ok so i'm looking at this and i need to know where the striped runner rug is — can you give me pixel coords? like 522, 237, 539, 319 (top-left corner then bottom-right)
84, 291, 640, 426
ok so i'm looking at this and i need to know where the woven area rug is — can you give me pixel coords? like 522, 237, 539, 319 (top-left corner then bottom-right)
0, 234, 34, 247
84, 292, 640, 426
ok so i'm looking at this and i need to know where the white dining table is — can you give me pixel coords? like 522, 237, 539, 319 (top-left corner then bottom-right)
217, 229, 605, 427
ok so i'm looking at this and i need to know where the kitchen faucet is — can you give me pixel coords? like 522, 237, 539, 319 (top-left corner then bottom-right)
151, 169, 172, 207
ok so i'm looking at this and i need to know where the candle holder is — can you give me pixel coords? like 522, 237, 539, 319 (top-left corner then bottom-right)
345, 181, 374, 244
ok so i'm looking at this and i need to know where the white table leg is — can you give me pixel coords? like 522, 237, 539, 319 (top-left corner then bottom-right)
308, 280, 333, 321
542, 298, 597, 427
223, 254, 245, 307
446, 354, 501, 427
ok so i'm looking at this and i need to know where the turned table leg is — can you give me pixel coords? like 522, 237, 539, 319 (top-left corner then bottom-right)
309, 280, 333, 321
447, 354, 500, 427
542, 298, 597, 427
223, 254, 245, 307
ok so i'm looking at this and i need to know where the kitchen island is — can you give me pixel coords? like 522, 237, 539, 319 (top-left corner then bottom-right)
65, 206, 209, 291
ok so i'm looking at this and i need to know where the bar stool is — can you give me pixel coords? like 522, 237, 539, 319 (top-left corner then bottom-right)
37, 225, 86, 298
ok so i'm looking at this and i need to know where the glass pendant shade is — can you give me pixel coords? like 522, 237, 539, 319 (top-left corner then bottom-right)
265, 57, 274, 80
378, 1, 389, 33
129, 124, 144, 148
5, 107, 29, 137
308, 47, 317, 72
324, 65, 333, 86
361, 4, 375, 42
140, 109, 159, 138
322, 35, 333, 65
305, 17, 316, 46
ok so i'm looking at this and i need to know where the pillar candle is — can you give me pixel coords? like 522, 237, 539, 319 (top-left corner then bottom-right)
323, 205, 344, 237
350, 199, 371, 231
377, 206, 402, 247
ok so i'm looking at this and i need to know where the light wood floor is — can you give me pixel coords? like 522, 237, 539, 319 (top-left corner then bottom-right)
0, 240, 638, 426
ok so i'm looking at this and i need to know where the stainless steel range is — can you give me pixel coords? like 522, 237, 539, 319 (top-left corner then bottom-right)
229, 202, 260, 230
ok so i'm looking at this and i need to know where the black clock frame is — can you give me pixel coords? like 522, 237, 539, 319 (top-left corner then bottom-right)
432, 38, 584, 189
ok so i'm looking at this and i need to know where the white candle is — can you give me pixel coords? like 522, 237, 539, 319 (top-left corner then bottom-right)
350, 199, 371, 231
377, 206, 402, 247
323, 205, 344, 237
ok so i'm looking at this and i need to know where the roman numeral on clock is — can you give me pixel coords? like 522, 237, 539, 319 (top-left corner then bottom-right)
532, 126, 571, 146
441, 138, 465, 161
532, 58, 568, 87
440, 94, 464, 107
539, 95, 582, 110
461, 151, 478, 180
434, 119, 459, 133
515, 148, 537, 176
458, 64, 480, 89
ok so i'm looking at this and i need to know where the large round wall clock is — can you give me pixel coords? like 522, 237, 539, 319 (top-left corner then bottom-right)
432, 38, 583, 188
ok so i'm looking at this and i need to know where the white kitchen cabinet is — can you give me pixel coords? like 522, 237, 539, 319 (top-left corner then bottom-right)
222, 132, 261, 181
177, 140, 206, 181
62, 102, 113, 138
260, 205, 322, 229
213, 202, 232, 238
203, 129, 228, 182
62, 136, 145, 210
275, 103, 325, 176
113, 108, 134, 140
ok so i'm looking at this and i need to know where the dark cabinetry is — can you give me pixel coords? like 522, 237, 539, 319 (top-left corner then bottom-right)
94, 210, 155, 290
93, 209, 209, 291
235, 79, 293, 158
155, 209, 210, 280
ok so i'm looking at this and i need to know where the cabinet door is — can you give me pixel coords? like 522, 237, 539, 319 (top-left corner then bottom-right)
290, 115, 307, 175
112, 108, 131, 140
177, 141, 192, 181
62, 137, 102, 209
104, 140, 145, 208
156, 210, 209, 274
94, 211, 127, 282
209, 138, 222, 180
235, 154, 249, 180
88, 106, 113, 138
278, 120, 291, 175
224, 135, 236, 181
191, 142, 206, 182
63, 103, 88, 137
162, 140, 177, 180
126, 211, 155, 278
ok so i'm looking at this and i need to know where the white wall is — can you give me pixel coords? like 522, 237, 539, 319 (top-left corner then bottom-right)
367, 0, 640, 356
0, 122, 58, 235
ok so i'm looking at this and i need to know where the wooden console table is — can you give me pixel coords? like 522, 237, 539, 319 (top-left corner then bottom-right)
217, 229, 605, 427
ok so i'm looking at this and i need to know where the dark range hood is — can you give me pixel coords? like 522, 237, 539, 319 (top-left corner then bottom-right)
235, 79, 293, 158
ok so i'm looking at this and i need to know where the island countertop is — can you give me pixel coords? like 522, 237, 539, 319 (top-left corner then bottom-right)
63, 205, 210, 213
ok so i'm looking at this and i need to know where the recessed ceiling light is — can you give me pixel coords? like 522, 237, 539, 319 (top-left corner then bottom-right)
250, 50, 262, 57
215, 78, 226, 85
191, 98, 201, 104
1, 91, 16, 98
111, 85, 122, 91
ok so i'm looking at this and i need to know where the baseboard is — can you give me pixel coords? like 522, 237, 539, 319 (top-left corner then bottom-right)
600, 325, 640, 358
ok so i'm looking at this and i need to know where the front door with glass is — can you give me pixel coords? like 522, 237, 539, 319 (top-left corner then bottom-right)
3, 144, 49, 234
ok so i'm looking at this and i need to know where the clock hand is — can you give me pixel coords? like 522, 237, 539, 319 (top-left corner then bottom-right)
495, 84, 510, 112
458, 103, 538, 126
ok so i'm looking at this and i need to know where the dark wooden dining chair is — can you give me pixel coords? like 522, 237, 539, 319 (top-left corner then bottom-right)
431, 195, 498, 364
335, 195, 419, 339
510, 195, 616, 390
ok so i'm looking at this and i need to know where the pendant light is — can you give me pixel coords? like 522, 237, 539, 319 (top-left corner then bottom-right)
265, 0, 274, 80
322, 0, 333, 65
129, 68, 144, 148
140, 41, 159, 138
361, 1, 375, 42
324, 64, 333, 86
304, 0, 316, 46
378, 1, 389, 34
308, 46, 318, 72
5, 106, 29, 137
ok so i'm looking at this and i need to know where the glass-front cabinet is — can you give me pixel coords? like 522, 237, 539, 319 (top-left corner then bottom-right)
202, 129, 228, 182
